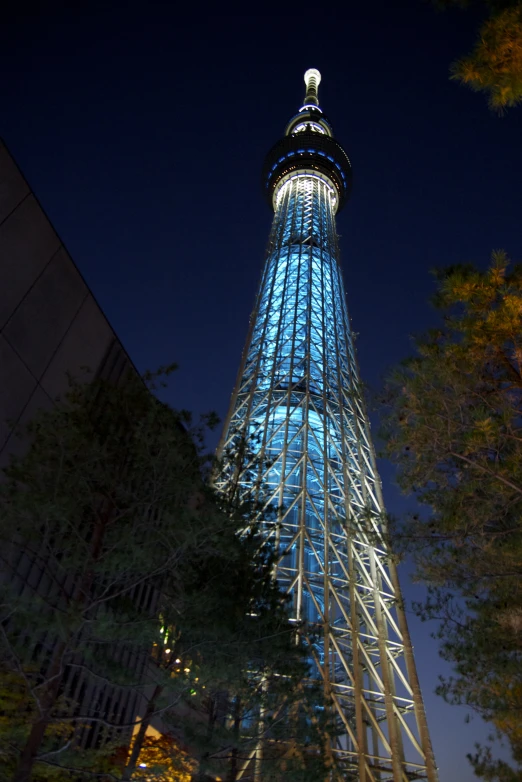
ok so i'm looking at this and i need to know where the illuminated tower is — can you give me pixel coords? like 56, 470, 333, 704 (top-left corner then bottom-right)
216, 70, 438, 781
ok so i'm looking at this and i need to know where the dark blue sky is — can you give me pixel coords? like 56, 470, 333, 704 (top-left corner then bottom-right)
2, 6, 521, 779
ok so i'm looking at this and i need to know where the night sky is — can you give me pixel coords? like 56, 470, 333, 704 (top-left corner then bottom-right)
2, 5, 521, 779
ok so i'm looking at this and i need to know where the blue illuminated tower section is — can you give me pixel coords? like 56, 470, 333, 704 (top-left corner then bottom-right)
216, 70, 438, 781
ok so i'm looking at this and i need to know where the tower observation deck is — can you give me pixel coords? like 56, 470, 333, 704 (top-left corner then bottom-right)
216, 70, 438, 781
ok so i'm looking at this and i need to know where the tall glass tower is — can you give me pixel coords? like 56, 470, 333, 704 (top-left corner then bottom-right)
216, 70, 438, 782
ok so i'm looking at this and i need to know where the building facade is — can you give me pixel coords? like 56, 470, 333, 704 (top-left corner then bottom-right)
216, 71, 438, 781
0, 139, 131, 468
0, 139, 147, 750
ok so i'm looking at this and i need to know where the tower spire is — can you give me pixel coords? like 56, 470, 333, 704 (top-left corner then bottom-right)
303, 67, 321, 107
216, 70, 438, 782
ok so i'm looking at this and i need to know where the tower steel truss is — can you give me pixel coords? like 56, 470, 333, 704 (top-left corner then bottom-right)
215, 70, 438, 782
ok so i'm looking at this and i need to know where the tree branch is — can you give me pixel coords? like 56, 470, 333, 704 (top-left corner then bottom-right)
449, 451, 522, 495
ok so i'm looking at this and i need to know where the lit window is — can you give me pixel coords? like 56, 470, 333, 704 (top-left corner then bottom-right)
293, 122, 325, 135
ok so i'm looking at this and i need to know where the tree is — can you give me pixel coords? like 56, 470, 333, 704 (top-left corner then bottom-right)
381, 251, 522, 779
435, 0, 522, 111
120, 525, 327, 782
129, 734, 195, 781
0, 662, 123, 780
0, 665, 69, 779
1, 372, 331, 781
121, 432, 331, 782
0, 367, 242, 781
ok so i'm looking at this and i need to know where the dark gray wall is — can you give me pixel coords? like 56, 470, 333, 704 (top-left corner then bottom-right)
0, 138, 132, 467
0, 139, 144, 746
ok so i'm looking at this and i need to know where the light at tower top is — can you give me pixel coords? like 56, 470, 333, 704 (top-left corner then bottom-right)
303, 67, 321, 106
263, 68, 352, 212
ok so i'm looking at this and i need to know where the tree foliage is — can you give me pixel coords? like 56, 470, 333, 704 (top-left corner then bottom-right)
129, 735, 195, 781
0, 369, 330, 781
123, 434, 331, 782
381, 251, 522, 779
435, 0, 522, 110
0, 366, 226, 780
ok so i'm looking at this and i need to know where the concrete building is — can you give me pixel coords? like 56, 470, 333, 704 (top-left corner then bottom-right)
0, 138, 132, 468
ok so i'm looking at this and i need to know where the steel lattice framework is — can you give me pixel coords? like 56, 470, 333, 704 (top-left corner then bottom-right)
215, 70, 438, 782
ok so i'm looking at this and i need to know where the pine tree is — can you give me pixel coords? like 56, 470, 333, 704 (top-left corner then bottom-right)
434, 0, 522, 110
122, 434, 331, 782
1, 372, 330, 781
1, 368, 232, 781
